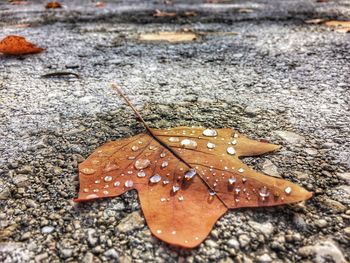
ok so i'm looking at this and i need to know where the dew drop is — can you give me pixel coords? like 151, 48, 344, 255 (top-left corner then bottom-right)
180, 139, 197, 149
203, 129, 218, 137
128, 156, 136, 160
81, 167, 96, 175
231, 139, 237, 145
160, 152, 166, 158
149, 145, 157, 150
137, 170, 146, 178
83, 188, 89, 193
150, 174, 161, 184
235, 187, 241, 195
160, 197, 166, 202
242, 177, 247, 183
207, 142, 216, 149
238, 168, 245, 173
93, 189, 99, 193
172, 230, 176, 235
172, 185, 180, 193
259, 186, 270, 197
103, 190, 109, 195
114, 181, 120, 187
95, 180, 101, 184
125, 180, 134, 188
228, 177, 236, 185
104, 175, 112, 182
168, 137, 180, 142
161, 161, 169, 168
234, 133, 239, 138
86, 194, 98, 199
178, 196, 184, 201
127, 170, 133, 175
284, 186, 292, 195
91, 159, 100, 165
163, 180, 170, 185
134, 159, 151, 170
184, 168, 196, 180
103, 163, 119, 172
157, 229, 162, 234
227, 146, 236, 155
131, 145, 139, 151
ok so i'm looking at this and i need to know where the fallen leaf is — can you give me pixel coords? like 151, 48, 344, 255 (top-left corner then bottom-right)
74, 84, 313, 248
139, 32, 197, 43
153, 9, 177, 17
45, 1, 62, 9
0, 35, 45, 55
324, 20, 350, 33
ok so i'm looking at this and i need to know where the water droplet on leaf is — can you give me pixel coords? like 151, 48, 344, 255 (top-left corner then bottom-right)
203, 129, 218, 137
161, 161, 169, 168
168, 137, 180, 142
81, 168, 96, 175
104, 175, 112, 182
259, 186, 270, 197
227, 146, 236, 155
103, 163, 119, 172
184, 168, 196, 180
131, 145, 139, 151
134, 159, 151, 170
150, 174, 161, 184
228, 177, 236, 185
180, 139, 197, 149
284, 186, 292, 195
125, 180, 134, 188
172, 185, 180, 193
137, 170, 146, 178
207, 142, 215, 149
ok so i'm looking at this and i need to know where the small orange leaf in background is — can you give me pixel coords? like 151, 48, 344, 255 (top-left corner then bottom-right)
324, 20, 350, 33
45, 1, 62, 9
139, 32, 197, 43
95, 1, 105, 8
10, 1, 29, 5
0, 35, 45, 55
75, 84, 312, 248
153, 9, 177, 17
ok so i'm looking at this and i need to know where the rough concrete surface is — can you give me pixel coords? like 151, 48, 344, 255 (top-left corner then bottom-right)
0, 0, 349, 262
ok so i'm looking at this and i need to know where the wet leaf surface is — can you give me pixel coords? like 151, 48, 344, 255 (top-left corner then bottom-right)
75, 119, 312, 247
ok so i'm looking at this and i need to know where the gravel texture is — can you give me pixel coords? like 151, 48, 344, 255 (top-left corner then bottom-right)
0, 0, 349, 262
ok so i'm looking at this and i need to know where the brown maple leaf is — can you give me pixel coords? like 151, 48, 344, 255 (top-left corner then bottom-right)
75, 84, 312, 248
0, 35, 45, 55
45, 1, 62, 9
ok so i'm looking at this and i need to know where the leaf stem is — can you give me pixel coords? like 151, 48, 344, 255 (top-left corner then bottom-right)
111, 83, 228, 208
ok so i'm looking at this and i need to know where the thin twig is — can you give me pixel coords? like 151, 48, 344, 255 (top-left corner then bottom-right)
111, 83, 229, 208
41, 72, 80, 78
